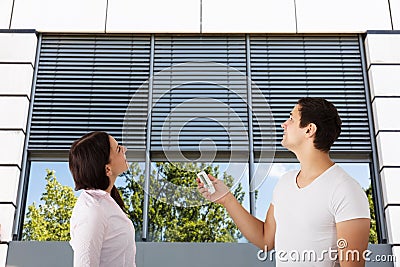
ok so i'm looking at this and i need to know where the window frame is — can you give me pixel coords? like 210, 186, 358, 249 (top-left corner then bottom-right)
14, 33, 387, 244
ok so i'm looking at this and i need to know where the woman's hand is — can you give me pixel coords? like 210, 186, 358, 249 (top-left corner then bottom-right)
197, 173, 233, 206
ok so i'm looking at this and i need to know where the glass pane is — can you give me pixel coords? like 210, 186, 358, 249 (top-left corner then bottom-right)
143, 162, 249, 242
23, 161, 145, 242
23, 162, 76, 241
253, 162, 377, 243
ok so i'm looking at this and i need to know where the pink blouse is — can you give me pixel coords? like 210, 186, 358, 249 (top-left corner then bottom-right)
70, 189, 136, 267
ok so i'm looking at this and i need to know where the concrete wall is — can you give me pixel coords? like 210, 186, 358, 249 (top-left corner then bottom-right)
365, 32, 400, 267
1, 0, 400, 266
0, 0, 396, 33
0, 32, 37, 267
5, 242, 395, 267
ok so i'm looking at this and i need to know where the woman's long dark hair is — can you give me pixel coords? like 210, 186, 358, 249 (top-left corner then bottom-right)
69, 131, 126, 212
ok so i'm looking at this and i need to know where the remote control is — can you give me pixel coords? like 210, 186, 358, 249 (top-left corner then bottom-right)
197, 171, 216, 194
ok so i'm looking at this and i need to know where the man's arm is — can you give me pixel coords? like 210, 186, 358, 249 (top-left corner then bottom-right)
198, 174, 276, 250
336, 218, 370, 267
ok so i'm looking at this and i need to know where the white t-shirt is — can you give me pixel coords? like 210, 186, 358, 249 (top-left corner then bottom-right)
271, 164, 370, 266
70, 189, 136, 267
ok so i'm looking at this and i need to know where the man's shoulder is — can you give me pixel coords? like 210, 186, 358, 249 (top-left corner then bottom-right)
323, 165, 367, 203
326, 164, 359, 186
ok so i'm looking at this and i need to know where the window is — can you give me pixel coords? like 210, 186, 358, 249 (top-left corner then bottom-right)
143, 162, 249, 242
19, 33, 380, 243
254, 162, 377, 243
23, 161, 146, 242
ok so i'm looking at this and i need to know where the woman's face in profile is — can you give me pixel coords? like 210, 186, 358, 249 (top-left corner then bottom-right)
107, 135, 129, 178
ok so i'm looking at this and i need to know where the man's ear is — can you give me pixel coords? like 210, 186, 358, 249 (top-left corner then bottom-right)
306, 123, 317, 136
105, 164, 112, 177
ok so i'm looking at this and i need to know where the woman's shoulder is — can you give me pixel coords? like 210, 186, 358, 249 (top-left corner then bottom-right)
84, 189, 109, 199
71, 190, 109, 223
74, 189, 109, 209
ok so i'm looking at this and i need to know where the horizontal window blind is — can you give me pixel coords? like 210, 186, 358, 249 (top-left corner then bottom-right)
29, 34, 371, 160
151, 36, 248, 159
250, 35, 371, 156
29, 35, 151, 157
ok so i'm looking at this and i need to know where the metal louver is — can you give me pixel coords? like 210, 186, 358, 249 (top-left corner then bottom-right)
250, 35, 371, 157
151, 36, 249, 161
28, 34, 371, 161
29, 35, 151, 159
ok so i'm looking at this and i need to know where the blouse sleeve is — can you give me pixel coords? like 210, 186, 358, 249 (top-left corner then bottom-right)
70, 204, 107, 267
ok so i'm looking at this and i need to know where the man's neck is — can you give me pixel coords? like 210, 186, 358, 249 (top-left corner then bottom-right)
295, 148, 334, 187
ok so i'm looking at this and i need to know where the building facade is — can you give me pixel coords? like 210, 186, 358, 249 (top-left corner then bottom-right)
0, 0, 399, 266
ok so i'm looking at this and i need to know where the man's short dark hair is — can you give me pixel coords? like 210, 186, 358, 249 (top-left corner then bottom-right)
297, 97, 342, 152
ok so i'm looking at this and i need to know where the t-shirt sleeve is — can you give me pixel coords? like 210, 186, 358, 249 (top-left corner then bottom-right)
331, 178, 370, 223
70, 205, 107, 267
271, 176, 283, 206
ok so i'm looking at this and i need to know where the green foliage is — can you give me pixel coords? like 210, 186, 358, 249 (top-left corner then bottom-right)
23, 169, 77, 241
119, 162, 245, 242
365, 185, 378, 244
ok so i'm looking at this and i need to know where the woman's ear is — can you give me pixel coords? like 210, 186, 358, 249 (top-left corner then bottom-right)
105, 164, 112, 177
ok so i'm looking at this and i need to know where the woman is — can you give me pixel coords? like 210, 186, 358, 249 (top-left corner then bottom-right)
69, 131, 136, 267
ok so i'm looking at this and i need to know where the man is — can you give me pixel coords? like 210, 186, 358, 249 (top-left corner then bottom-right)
198, 97, 370, 266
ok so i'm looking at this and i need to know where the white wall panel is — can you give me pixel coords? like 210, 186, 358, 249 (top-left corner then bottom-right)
0, 0, 13, 29
296, 0, 391, 33
0, 97, 29, 130
391, 246, 400, 267
0, 33, 37, 64
376, 132, 400, 167
390, 0, 400, 30
365, 34, 400, 65
381, 168, 400, 207
202, 0, 296, 33
385, 206, 400, 244
368, 65, 400, 98
0, 131, 25, 167
0, 64, 33, 97
11, 0, 107, 32
0, 244, 7, 267
372, 98, 400, 132
107, 0, 200, 33
0, 205, 15, 241
0, 167, 20, 205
